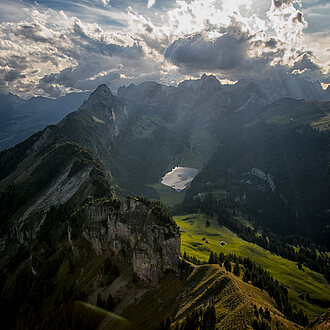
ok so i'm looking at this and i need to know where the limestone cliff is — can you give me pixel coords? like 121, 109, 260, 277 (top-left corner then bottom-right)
72, 196, 181, 284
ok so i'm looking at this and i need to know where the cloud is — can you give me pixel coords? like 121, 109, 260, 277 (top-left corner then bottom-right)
273, 0, 294, 7
147, 0, 156, 9
164, 33, 251, 72
0, 6, 149, 97
36, 52, 156, 97
264, 38, 278, 48
4, 69, 25, 82
0, 0, 328, 97
99, 0, 110, 6
163, 29, 282, 81
163, 1, 327, 82
129, 0, 320, 77
266, 0, 307, 61
292, 53, 319, 72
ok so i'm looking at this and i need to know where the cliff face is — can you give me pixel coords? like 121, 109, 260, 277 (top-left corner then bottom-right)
76, 197, 181, 284
0, 138, 181, 328
0, 140, 110, 254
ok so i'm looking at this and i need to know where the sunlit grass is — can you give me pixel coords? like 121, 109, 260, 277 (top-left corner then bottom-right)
174, 213, 330, 319
311, 113, 330, 131
92, 115, 105, 124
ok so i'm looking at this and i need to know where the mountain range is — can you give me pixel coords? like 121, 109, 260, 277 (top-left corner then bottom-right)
0, 75, 329, 329
1, 75, 330, 153
0, 91, 89, 151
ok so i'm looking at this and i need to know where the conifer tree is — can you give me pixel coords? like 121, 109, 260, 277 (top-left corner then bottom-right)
224, 258, 231, 272
233, 260, 240, 276
208, 252, 214, 264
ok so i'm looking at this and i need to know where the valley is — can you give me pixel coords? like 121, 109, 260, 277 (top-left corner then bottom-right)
174, 214, 330, 319
1, 0, 330, 328
0, 77, 329, 329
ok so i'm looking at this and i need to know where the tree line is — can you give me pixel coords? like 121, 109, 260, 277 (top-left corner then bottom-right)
174, 193, 330, 282
183, 251, 309, 327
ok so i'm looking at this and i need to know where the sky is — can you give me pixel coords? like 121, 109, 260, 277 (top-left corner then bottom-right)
0, 0, 329, 98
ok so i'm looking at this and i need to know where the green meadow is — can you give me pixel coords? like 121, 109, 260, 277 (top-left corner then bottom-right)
174, 213, 330, 319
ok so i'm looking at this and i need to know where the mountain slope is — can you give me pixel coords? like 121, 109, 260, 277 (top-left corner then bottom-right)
0, 79, 329, 329
0, 84, 184, 329
0, 196, 181, 328
174, 214, 330, 320
121, 263, 301, 329
2, 81, 329, 251
179, 97, 330, 246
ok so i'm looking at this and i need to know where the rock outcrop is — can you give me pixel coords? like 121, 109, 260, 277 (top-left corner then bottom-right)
77, 196, 181, 284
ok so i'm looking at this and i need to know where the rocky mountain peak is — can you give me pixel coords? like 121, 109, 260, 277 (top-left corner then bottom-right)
200, 73, 220, 84
178, 74, 221, 92
83, 84, 112, 108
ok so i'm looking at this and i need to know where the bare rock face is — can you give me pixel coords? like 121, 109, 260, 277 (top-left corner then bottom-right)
78, 197, 181, 284
15, 163, 92, 244
80, 83, 128, 137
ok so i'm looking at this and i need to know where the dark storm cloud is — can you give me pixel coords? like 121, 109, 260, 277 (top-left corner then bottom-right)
4, 69, 26, 82
164, 27, 325, 82
292, 53, 320, 72
293, 12, 303, 23
163, 30, 282, 81
264, 38, 278, 49
164, 33, 251, 72
273, 0, 293, 7
144, 23, 153, 34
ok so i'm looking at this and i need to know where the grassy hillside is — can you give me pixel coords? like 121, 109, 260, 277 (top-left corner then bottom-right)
121, 264, 300, 329
174, 214, 330, 319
